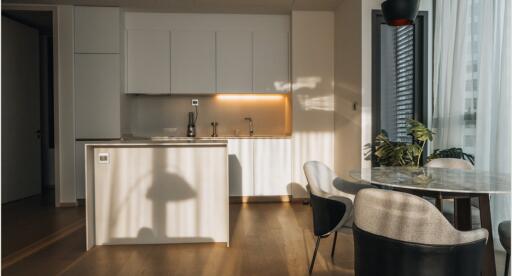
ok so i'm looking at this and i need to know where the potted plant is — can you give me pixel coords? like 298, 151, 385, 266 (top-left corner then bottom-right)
371, 119, 434, 168
367, 119, 434, 183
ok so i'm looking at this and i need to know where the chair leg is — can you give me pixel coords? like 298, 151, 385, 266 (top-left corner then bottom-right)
309, 236, 321, 274
331, 231, 338, 258
505, 253, 510, 276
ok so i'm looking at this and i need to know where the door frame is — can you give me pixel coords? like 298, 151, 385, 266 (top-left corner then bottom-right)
2, 4, 64, 206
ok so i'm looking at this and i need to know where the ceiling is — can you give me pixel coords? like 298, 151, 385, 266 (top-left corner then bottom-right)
2, 0, 343, 14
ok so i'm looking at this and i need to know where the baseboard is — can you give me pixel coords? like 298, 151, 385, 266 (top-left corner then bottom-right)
290, 197, 310, 204
1, 218, 85, 269
229, 195, 292, 203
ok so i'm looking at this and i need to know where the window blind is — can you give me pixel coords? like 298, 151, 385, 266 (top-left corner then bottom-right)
394, 25, 415, 143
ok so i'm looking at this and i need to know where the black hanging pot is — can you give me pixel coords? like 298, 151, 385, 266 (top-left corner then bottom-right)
381, 0, 420, 26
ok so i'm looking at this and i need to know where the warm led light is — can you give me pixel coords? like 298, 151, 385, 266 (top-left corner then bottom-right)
216, 94, 285, 101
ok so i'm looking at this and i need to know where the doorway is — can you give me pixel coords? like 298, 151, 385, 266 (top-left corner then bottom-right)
1, 10, 84, 263
2, 10, 54, 205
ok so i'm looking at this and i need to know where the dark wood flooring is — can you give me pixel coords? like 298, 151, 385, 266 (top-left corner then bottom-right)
4, 203, 355, 276
2, 202, 507, 276
2, 194, 85, 257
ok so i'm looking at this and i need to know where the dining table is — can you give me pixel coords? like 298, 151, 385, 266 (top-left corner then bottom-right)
350, 166, 511, 276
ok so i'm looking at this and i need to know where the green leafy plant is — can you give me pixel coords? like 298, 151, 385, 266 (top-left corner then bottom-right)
369, 119, 434, 167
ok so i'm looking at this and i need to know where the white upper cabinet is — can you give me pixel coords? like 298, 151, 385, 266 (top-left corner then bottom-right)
253, 138, 291, 196
74, 7, 120, 53
216, 31, 253, 93
75, 54, 121, 138
126, 30, 171, 94
171, 31, 216, 94
124, 13, 290, 95
253, 31, 290, 93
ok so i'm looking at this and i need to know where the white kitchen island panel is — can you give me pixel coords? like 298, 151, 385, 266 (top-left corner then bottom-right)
86, 141, 228, 249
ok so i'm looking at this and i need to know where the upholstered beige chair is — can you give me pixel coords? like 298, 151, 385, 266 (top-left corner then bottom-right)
425, 158, 480, 227
425, 158, 474, 170
353, 188, 488, 276
303, 161, 371, 274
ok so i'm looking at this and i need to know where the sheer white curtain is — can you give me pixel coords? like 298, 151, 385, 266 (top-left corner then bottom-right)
474, 0, 511, 249
434, 0, 511, 250
433, 0, 472, 150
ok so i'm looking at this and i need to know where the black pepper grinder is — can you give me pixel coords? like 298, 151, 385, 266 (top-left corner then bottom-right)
211, 121, 218, 137
187, 111, 196, 137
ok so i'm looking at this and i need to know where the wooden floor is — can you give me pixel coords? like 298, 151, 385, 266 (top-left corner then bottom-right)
3, 203, 355, 276
2, 202, 508, 276
1, 194, 85, 257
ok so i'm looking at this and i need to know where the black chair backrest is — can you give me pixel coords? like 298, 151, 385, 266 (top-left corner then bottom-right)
309, 191, 346, 237
353, 224, 486, 276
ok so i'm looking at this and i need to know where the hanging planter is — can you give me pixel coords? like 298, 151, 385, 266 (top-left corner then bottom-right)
381, 0, 420, 26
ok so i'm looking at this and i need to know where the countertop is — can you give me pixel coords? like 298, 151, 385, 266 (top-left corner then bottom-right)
84, 139, 228, 147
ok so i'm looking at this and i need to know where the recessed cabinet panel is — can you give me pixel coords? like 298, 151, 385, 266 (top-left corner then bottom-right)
171, 31, 216, 94
216, 31, 253, 92
253, 139, 292, 196
74, 6, 120, 53
126, 30, 170, 94
253, 31, 290, 93
75, 141, 86, 199
228, 139, 254, 196
74, 54, 121, 138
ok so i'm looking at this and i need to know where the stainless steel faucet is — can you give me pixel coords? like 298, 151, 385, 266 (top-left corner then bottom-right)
244, 117, 254, 136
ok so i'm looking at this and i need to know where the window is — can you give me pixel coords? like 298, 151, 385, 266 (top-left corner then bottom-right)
371, 11, 428, 148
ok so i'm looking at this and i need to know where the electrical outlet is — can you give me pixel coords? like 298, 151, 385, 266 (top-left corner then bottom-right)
192, 99, 199, 106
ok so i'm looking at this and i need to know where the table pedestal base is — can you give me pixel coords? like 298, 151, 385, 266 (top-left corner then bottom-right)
449, 196, 496, 276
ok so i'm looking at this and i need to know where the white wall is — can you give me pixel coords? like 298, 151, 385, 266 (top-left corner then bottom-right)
334, 0, 362, 178
360, 0, 434, 168
1, 16, 42, 203
291, 11, 335, 198
56, 5, 77, 204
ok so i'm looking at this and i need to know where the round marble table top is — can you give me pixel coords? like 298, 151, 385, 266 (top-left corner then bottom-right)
350, 167, 511, 194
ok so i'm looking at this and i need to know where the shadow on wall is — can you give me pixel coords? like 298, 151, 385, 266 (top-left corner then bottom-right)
288, 183, 308, 198
228, 154, 243, 196
106, 148, 215, 244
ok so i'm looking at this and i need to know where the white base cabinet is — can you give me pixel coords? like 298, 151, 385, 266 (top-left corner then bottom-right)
228, 139, 254, 196
253, 139, 292, 195
228, 138, 291, 197
91, 145, 228, 246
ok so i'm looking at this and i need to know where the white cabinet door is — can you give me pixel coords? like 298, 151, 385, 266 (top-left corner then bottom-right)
74, 7, 119, 53
228, 139, 254, 196
253, 31, 290, 93
74, 54, 120, 138
171, 31, 216, 94
126, 30, 170, 94
216, 31, 253, 92
253, 139, 292, 195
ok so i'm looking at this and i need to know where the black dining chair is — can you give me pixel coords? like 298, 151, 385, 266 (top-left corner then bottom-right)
353, 188, 489, 276
303, 161, 370, 274
499, 220, 510, 276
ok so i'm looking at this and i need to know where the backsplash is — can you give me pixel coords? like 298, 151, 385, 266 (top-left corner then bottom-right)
125, 94, 291, 137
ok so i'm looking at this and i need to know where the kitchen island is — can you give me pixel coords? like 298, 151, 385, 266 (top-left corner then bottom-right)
84, 139, 228, 250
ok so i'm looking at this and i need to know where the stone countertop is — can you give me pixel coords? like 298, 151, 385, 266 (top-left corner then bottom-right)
83, 139, 228, 147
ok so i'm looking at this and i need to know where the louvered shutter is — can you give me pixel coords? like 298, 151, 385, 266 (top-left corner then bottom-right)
395, 25, 415, 143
